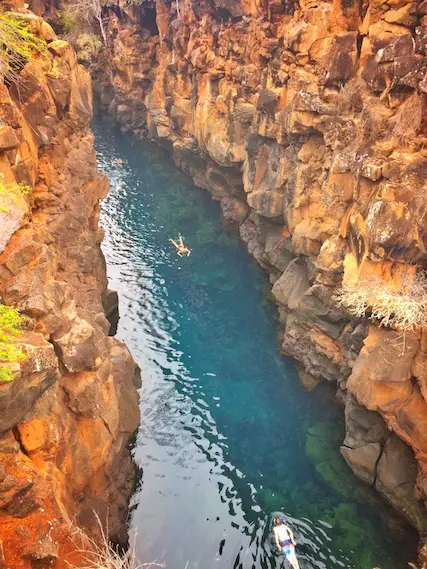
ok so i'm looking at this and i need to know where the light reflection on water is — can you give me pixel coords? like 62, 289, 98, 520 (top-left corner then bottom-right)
94, 118, 417, 569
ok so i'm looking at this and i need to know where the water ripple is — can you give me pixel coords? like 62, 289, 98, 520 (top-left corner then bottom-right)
94, 118, 417, 569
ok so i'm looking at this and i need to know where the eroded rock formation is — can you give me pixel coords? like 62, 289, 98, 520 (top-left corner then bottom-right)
0, 6, 140, 568
92, 0, 427, 548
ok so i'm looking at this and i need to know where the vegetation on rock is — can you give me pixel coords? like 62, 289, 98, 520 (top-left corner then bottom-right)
59, 6, 78, 34
334, 273, 427, 332
75, 33, 103, 65
0, 177, 31, 213
0, 304, 26, 383
0, 13, 47, 84
58, 5, 104, 66
66, 0, 108, 46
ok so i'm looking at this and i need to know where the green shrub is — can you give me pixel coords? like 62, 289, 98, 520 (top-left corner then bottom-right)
75, 33, 102, 65
0, 13, 47, 83
0, 304, 26, 383
59, 7, 78, 34
0, 178, 32, 214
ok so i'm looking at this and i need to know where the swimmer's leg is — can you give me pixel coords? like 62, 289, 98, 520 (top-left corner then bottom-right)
288, 547, 300, 569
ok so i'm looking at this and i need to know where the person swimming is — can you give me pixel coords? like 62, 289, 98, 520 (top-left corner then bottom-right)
169, 233, 191, 257
273, 518, 300, 569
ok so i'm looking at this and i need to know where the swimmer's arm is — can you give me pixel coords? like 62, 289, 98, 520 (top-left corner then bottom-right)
289, 529, 296, 545
169, 238, 179, 249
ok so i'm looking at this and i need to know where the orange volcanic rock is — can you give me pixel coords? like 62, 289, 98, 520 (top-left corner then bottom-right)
0, 8, 140, 568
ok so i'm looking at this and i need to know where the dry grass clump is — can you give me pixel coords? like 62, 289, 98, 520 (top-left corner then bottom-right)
67, 513, 165, 569
333, 272, 427, 332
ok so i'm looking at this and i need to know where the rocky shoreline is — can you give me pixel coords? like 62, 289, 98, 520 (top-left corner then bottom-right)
88, 0, 427, 554
0, 7, 140, 568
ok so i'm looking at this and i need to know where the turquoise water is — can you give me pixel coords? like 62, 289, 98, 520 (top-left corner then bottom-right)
94, 118, 417, 569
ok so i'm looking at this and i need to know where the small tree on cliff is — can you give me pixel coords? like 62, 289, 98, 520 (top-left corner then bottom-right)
68, 0, 108, 46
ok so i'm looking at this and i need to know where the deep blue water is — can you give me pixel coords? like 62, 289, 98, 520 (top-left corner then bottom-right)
94, 118, 417, 569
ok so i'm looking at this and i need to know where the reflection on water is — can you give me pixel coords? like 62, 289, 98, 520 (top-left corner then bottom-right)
94, 118, 417, 569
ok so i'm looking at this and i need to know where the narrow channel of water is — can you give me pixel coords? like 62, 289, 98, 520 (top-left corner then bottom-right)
94, 118, 417, 569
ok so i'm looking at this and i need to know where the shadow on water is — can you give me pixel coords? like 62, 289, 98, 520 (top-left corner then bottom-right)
93, 117, 418, 569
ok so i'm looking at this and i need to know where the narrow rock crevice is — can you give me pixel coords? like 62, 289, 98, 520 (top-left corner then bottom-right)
11, 427, 30, 459
372, 439, 385, 488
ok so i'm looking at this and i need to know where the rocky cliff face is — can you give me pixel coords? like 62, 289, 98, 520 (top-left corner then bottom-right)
0, 6, 140, 568
92, 0, 427, 549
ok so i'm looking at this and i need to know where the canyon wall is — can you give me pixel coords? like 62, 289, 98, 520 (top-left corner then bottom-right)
89, 0, 427, 548
0, 6, 140, 568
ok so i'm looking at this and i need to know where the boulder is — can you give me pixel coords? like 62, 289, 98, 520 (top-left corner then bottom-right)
247, 189, 284, 218
69, 63, 93, 124
322, 32, 359, 87
109, 339, 141, 434
0, 432, 39, 517
376, 33, 415, 63
0, 194, 29, 256
0, 126, 19, 151
376, 434, 427, 532
22, 534, 58, 567
52, 318, 99, 373
341, 443, 382, 485
347, 327, 418, 415
272, 258, 310, 309
341, 396, 387, 485
384, 3, 417, 27
103, 289, 119, 336
297, 368, 321, 392
0, 332, 58, 432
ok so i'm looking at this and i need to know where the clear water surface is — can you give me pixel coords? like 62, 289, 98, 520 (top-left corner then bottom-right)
94, 118, 417, 569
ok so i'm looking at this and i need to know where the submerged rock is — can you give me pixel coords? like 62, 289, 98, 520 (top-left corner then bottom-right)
297, 368, 321, 393
306, 421, 355, 500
